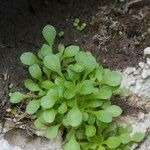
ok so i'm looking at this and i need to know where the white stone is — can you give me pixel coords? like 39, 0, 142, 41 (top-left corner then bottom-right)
147, 58, 150, 66
125, 67, 136, 75
141, 69, 150, 79
139, 62, 145, 69
144, 47, 150, 55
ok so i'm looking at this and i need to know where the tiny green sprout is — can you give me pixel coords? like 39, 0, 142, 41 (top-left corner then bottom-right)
10, 24, 145, 150
73, 18, 87, 31
147, 28, 150, 33
9, 83, 13, 89
133, 38, 140, 46
58, 31, 64, 37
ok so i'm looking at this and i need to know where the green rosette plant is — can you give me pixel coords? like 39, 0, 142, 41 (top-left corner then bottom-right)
9, 25, 144, 150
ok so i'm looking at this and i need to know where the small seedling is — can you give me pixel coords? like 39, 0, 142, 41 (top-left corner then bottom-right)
58, 31, 64, 37
10, 25, 144, 150
73, 18, 87, 31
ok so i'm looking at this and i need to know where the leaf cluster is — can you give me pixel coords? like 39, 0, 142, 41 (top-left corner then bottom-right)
9, 25, 144, 150
73, 18, 86, 31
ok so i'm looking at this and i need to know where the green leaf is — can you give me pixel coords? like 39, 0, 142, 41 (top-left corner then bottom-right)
26, 99, 40, 114
79, 80, 94, 95
106, 105, 122, 117
119, 124, 133, 134
29, 64, 42, 80
63, 137, 81, 150
42, 25, 56, 48
119, 133, 131, 144
67, 69, 80, 82
54, 77, 64, 86
95, 110, 112, 123
41, 89, 58, 109
63, 45, 80, 58
82, 112, 89, 121
41, 95, 55, 109
24, 79, 41, 92
9, 92, 26, 103
85, 125, 96, 137
43, 66, 51, 79
105, 137, 121, 149
87, 114, 96, 125
62, 116, 70, 127
38, 44, 52, 59
69, 63, 84, 73
95, 66, 103, 82
41, 80, 55, 89
102, 69, 122, 87
101, 101, 111, 109
43, 54, 62, 76
45, 124, 60, 139
42, 109, 56, 123
64, 81, 74, 90
76, 130, 86, 140
34, 118, 45, 129
98, 146, 105, 150
132, 132, 145, 142
64, 90, 75, 99
20, 52, 39, 66
67, 105, 82, 127
58, 44, 65, 53
86, 100, 103, 108
75, 51, 97, 75
56, 44, 65, 60
97, 86, 112, 99
58, 102, 68, 114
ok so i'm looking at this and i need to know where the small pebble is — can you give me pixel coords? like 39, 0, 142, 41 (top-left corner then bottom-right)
146, 58, 150, 66
138, 112, 145, 120
144, 47, 150, 55
141, 69, 150, 79
139, 62, 145, 69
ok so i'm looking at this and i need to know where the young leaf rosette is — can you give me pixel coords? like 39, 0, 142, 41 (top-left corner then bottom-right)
9, 25, 144, 150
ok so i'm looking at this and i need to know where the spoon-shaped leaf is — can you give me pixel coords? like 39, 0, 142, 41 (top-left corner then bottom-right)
38, 44, 52, 59
97, 86, 112, 99
104, 136, 121, 149
20, 52, 39, 65
106, 105, 122, 117
63, 136, 81, 150
41, 95, 56, 109
42, 109, 56, 123
24, 79, 41, 92
45, 124, 60, 139
41, 80, 55, 89
132, 132, 145, 142
63, 45, 79, 58
102, 69, 122, 87
58, 102, 68, 114
85, 125, 96, 137
43, 66, 51, 79
119, 133, 131, 144
34, 118, 45, 129
67, 105, 82, 127
79, 80, 94, 95
75, 51, 97, 75
29, 64, 42, 80
43, 54, 62, 76
9, 92, 27, 103
41, 89, 58, 109
42, 25, 56, 48
69, 63, 84, 73
26, 99, 40, 114
95, 110, 112, 123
